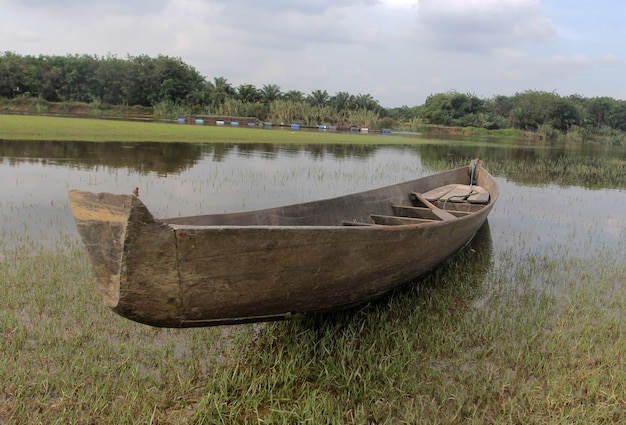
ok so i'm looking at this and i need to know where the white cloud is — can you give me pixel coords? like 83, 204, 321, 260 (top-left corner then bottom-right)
414, 0, 556, 53
495, 48, 528, 59
493, 53, 606, 88
15, 30, 41, 42
378, 0, 417, 7
600, 53, 622, 67
540, 54, 593, 67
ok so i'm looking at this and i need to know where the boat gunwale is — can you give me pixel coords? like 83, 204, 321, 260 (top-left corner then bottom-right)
164, 219, 459, 231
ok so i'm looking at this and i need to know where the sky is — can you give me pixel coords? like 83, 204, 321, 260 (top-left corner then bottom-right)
1, 0, 624, 107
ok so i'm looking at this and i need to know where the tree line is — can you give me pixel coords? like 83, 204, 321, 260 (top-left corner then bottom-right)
1, 52, 625, 144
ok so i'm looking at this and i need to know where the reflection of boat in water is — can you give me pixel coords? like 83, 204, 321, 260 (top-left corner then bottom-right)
68, 160, 498, 328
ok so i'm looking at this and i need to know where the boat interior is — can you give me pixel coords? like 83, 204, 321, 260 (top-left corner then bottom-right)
162, 182, 491, 228
344, 183, 490, 226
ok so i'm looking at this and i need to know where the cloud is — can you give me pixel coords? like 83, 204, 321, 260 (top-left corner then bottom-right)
140, 0, 365, 55
15, 30, 42, 42
414, 0, 557, 54
600, 53, 622, 67
495, 53, 600, 85
210, 0, 377, 15
494, 48, 528, 59
15, 0, 169, 14
540, 54, 593, 68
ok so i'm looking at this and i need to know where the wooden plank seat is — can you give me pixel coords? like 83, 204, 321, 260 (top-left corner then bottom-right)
391, 205, 433, 219
370, 214, 436, 225
421, 184, 490, 204
408, 193, 457, 221
392, 205, 470, 219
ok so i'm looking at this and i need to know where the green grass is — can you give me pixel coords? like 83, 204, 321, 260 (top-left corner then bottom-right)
0, 114, 399, 144
1, 229, 624, 424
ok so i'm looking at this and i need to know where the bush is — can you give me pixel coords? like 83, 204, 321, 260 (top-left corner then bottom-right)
538, 123, 560, 141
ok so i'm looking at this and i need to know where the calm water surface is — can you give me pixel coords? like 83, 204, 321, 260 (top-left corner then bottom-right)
1, 139, 625, 266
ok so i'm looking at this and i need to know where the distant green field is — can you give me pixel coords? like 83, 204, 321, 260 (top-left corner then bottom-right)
0, 114, 398, 144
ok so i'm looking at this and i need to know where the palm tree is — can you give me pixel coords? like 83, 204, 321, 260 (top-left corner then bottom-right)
259, 84, 282, 104
330, 91, 354, 111
236, 83, 260, 103
283, 90, 304, 102
353, 93, 380, 112
307, 89, 329, 107
207, 76, 234, 106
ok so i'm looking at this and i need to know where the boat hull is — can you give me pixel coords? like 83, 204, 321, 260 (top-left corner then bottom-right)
69, 162, 498, 327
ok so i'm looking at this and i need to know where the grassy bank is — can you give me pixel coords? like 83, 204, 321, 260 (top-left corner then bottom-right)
0, 114, 395, 144
1, 229, 624, 423
0, 113, 534, 145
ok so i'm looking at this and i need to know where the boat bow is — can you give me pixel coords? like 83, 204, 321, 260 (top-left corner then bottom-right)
69, 190, 183, 326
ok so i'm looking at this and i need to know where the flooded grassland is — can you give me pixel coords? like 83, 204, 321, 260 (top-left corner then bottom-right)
1, 138, 625, 424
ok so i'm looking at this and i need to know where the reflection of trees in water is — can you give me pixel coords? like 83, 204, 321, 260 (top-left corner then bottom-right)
2, 140, 622, 189
234, 143, 422, 160
417, 142, 626, 189
0, 141, 422, 174
0, 140, 204, 175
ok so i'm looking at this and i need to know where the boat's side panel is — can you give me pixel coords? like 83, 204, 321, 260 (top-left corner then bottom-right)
171, 209, 489, 326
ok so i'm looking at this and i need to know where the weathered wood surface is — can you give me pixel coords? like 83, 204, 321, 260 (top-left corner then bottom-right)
392, 205, 471, 219
69, 161, 499, 327
422, 184, 490, 204
370, 214, 434, 225
409, 192, 457, 221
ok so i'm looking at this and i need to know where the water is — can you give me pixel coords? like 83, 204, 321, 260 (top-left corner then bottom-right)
1, 139, 625, 262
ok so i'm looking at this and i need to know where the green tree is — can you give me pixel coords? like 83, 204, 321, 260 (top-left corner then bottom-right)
420, 92, 454, 125
387, 105, 420, 122
607, 101, 626, 131
95, 55, 131, 104
57, 54, 99, 102
236, 84, 260, 103
185, 80, 211, 109
0, 51, 28, 97
207, 76, 235, 106
330, 91, 354, 111
307, 89, 329, 107
353, 93, 381, 112
37, 58, 64, 102
259, 84, 282, 104
584, 97, 614, 127
420, 91, 485, 126
549, 98, 580, 131
508, 90, 559, 131
283, 90, 304, 102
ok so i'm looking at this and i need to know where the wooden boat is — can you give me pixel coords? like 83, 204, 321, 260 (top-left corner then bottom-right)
69, 159, 498, 328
